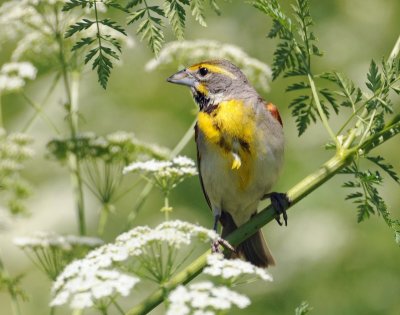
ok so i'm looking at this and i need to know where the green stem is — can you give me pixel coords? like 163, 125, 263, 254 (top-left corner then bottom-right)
21, 93, 61, 134
307, 73, 339, 148
22, 72, 61, 133
0, 94, 3, 129
97, 204, 109, 236
124, 115, 400, 315
55, 7, 86, 235
9, 293, 22, 315
161, 194, 172, 221
68, 71, 86, 236
389, 35, 400, 63
0, 256, 22, 315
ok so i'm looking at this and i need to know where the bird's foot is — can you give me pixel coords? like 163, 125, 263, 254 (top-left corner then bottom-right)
263, 192, 290, 226
211, 237, 236, 254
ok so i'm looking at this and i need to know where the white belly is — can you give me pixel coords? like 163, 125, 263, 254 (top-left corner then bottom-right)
197, 128, 284, 226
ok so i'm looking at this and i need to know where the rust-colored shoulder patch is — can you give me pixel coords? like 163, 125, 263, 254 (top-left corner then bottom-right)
265, 102, 283, 126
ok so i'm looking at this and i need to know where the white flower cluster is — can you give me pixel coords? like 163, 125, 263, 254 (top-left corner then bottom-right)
123, 156, 198, 192
14, 231, 103, 251
167, 281, 251, 315
48, 131, 170, 163
51, 221, 218, 309
203, 253, 273, 283
0, 62, 37, 93
51, 259, 139, 309
145, 39, 272, 91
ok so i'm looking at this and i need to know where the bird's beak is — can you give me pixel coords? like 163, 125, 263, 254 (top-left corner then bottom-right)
167, 69, 196, 87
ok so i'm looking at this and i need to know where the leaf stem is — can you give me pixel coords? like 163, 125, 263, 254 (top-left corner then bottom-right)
307, 73, 340, 148
21, 93, 61, 134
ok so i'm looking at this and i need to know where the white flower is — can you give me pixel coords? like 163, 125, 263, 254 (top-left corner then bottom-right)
123, 156, 198, 192
203, 253, 273, 283
0, 62, 37, 92
145, 39, 272, 91
167, 281, 251, 315
51, 258, 139, 310
14, 231, 103, 251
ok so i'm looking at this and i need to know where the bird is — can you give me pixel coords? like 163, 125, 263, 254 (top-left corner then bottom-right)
167, 59, 288, 267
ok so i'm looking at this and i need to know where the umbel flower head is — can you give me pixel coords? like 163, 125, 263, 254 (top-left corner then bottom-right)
50, 221, 219, 310
47, 131, 169, 164
123, 156, 198, 194
167, 281, 251, 315
203, 253, 273, 285
14, 232, 103, 280
145, 39, 272, 92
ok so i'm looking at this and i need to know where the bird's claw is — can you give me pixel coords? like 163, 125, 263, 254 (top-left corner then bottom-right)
211, 237, 236, 254
264, 192, 290, 226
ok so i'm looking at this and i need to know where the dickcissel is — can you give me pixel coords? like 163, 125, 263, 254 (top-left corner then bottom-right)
167, 59, 288, 267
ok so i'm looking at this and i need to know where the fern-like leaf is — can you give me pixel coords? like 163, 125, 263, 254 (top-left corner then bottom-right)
191, 0, 207, 27
367, 155, 400, 184
164, 0, 187, 39
65, 19, 94, 38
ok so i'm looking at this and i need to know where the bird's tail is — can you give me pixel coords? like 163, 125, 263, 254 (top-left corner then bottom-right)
220, 212, 275, 268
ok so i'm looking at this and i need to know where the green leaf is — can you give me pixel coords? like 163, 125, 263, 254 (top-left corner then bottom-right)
84, 47, 99, 64
209, 0, 221, 15
319, 88, 339, 114
366, 59, 382, 93
92, 50, 113, 89
289, 94, 316, 136
295, 301, 313, 315
272, 41, 295, 79
126, 0, 143, 9
127, 8, 147, 24
345, 192, 363, 200
366, 155, 400, 184
164, 0, 187, 39
62, 0, 90, 12
71, 37, 96, 51
100, 19, 127, 36
65, 19, 94, 38
286, 81, 310, 92
191, 0, 207, 27
136, 17, 165, 55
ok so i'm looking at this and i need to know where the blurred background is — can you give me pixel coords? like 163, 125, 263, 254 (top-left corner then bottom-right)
0, 0, 399, 314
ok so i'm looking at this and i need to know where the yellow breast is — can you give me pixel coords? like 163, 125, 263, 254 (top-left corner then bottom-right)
197, 100, 256, 189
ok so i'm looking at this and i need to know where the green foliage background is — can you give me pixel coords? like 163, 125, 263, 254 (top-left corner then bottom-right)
0, 0, 399, 314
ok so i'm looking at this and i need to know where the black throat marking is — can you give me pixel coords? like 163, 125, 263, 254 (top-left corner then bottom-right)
193, 90, 211, 111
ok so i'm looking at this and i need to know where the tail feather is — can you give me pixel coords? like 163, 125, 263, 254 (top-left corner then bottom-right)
239, 229, 275, 267
220, 211, 275, 267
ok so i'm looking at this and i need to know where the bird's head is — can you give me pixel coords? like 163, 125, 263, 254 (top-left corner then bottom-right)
167, 59, 253, 111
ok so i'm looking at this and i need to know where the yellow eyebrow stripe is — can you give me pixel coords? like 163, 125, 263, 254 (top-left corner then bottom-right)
188, 63, 236, 79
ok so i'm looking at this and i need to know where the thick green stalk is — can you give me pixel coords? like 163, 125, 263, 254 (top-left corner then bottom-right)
125, 115, 400, 315
54, 6, 86, 235
68, 71, 86, 235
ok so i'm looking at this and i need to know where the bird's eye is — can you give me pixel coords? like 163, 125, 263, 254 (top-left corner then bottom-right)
199, 67, 209, 76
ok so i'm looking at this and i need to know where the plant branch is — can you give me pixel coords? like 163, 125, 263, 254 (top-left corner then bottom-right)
307, 73, 339, 147
124, 112, 399, 315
